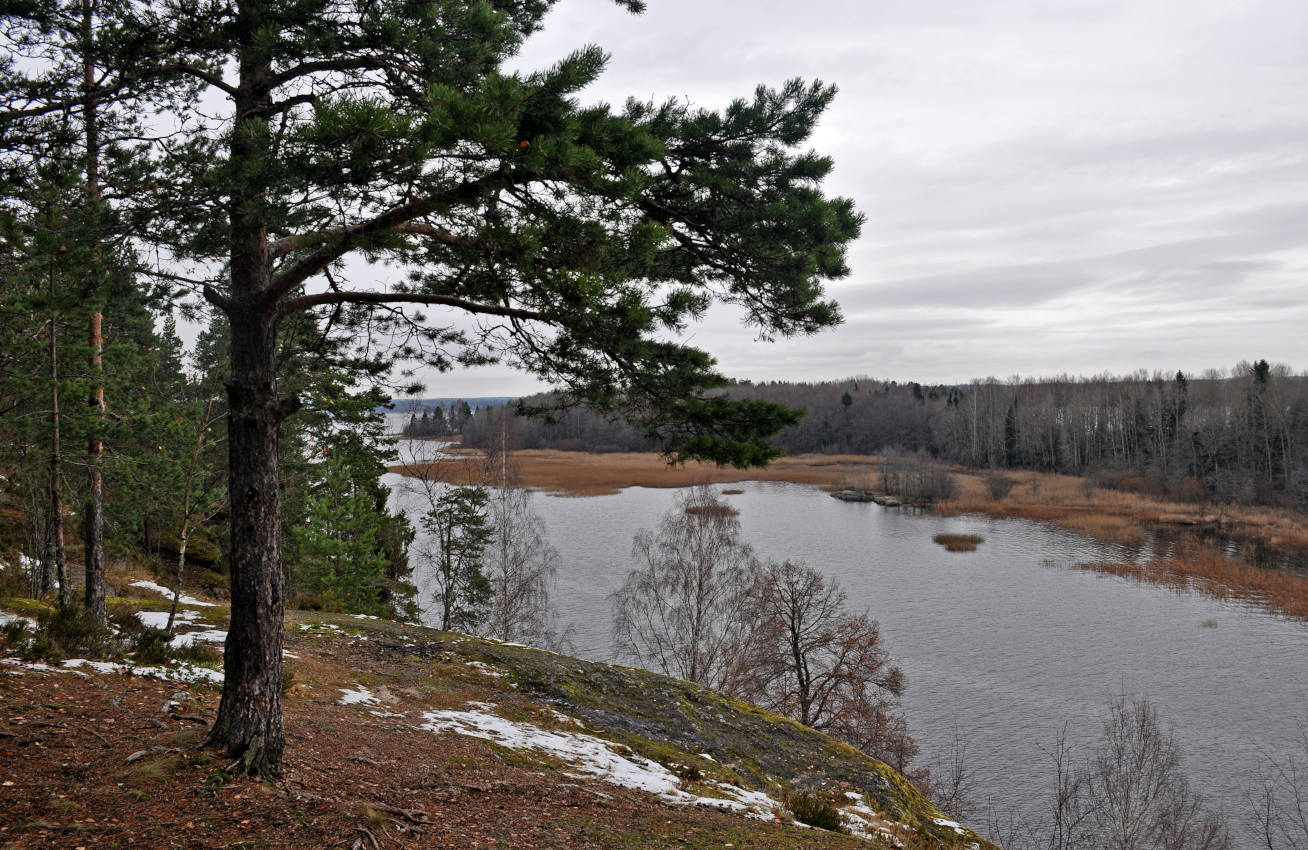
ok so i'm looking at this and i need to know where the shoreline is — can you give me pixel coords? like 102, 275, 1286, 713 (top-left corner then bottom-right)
392, 448, 1308, 620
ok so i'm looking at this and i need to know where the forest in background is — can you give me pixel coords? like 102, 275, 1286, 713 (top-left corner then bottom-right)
455, 365, 1308, 510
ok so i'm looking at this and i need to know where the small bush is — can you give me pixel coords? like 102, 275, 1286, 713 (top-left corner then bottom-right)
879, 451, 956, 503
291, 592, 325, 612
36, 606, 115, 657
108, 603, 146, 636
19, 631, 62, 663
786, 792, 845, 832
174, 641, 222, 666
1170, 476, 1210, 504
132, 628, 175, 666
1, 618, 28, 650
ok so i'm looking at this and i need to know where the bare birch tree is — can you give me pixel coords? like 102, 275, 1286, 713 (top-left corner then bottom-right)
738, 559, 913, 769
1253, 725, 1308, 850
612, 486, 758, 690
1084, 696, 1231, 850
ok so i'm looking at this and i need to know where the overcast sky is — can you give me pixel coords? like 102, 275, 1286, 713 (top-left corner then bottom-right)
417, 0, 1308, 396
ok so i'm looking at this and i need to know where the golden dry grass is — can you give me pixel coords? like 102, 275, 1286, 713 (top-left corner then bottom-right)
392, 450, 880, 496
940, 468, 1308, 552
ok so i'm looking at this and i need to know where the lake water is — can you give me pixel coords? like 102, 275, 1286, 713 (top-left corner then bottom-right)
385, 468, 1308, 841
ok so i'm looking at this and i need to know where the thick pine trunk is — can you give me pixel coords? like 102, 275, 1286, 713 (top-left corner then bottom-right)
203, 299, 286, 777
203, 32, 286, 776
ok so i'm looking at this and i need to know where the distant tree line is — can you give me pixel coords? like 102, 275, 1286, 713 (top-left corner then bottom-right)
401, 400, 473, 439
463, 364, 1308, 509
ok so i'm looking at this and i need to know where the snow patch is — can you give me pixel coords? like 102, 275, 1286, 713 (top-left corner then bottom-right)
129, 581, 216, 607
465, 660, 506, 678
0, 611, 35, 628
136, 610, 197, 630
62, 658, 223, 684
2, 657, 88, 676
170, 629, 226, 649
339, 686, 381, 706
840, 791, 911, 845
420, 705, 780, 818
932, 816, 966, 835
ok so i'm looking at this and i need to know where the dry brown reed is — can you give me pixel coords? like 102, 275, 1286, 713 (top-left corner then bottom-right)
941, 468, 1308, 552
393, 450, 880, 496
1075, 542, 1308, 620
932, 534, 984, 552
684, 503, 739, 517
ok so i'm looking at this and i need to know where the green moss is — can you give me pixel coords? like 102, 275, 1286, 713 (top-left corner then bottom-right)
0, 597, 54, 618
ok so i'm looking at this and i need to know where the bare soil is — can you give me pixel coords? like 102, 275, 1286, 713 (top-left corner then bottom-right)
0, 607, 984, 849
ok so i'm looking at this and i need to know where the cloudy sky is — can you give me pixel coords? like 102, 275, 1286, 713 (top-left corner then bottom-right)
431, 0, 1308, 395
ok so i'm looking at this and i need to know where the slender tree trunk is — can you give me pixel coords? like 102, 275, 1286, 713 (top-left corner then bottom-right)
203, 34, 288, 776
84, 311, 105, 620
82, 2, 106, 622
169, 395, 217, 633
47, 272, 69, 609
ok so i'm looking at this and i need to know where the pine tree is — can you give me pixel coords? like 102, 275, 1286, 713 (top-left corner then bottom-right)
7, 0, 860, 775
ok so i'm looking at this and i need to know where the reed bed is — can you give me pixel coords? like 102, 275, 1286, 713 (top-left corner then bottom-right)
941, 469, 1308, 552
394, 450, 880, 496
932, 533, 984, 552
1075, 543, 1308, 620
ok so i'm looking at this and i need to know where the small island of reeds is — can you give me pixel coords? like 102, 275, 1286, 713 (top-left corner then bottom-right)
933, 533, 985, 552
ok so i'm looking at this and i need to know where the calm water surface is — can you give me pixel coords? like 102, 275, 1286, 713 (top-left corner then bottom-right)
388, 474, 1308, 838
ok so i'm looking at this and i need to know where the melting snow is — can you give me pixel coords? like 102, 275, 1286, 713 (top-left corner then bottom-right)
136, 610, 197, 630
170, 629, 227, 649
339, 686, 381, 706
62, 658, 224, 684
2, 658, 88, 676
420, 704, 780, 818
841, 791, 912, 845
465, 660, 506, 678
0, 611, 35, 628
129, 581, 216, 607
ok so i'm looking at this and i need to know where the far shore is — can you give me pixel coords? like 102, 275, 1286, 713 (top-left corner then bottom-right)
392, 447, 1308, 620
393, 449, 880, 496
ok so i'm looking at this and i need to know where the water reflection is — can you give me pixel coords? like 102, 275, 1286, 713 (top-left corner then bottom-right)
388, 475, 1308, 841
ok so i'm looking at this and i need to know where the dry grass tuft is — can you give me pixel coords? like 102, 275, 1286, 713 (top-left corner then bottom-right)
932, 534, 984, 552
684, 504, 739, 517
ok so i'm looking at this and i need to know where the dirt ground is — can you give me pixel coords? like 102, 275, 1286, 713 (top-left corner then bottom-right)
0, 625, 877, 850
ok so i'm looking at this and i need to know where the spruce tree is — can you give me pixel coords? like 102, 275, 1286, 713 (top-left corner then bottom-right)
423, 485, 494, 633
